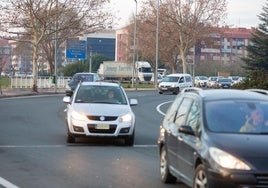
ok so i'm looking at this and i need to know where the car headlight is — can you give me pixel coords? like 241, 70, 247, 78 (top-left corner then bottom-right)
209, 147, 251, 170
119, 113, 133, 123
159, 125, 165, 138
71, 110, 88, 121
171, 84, 176, 87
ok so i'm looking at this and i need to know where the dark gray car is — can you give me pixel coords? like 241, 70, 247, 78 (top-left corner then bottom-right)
158, 88, 268, 188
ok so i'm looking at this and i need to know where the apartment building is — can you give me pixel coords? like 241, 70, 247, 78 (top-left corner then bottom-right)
115, 26, 253, 65
197, 27, 252, 65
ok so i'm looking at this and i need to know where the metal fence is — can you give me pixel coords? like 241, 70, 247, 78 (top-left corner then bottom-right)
10, 76, 70, 89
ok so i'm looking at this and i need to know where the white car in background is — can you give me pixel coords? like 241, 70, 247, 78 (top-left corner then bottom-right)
207, 76, 218, 88
158, 73, 193, 94
63, 81, 138, 145
194, 76, 209, 87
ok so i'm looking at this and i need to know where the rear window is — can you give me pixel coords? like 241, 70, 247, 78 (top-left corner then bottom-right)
73, 74, 94, 82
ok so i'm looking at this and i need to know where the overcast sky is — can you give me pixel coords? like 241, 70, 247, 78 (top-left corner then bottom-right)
110, 0, 267, 28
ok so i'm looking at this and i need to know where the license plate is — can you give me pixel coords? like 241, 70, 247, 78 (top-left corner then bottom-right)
161, 87, 167, 90
95, 124, 110, 130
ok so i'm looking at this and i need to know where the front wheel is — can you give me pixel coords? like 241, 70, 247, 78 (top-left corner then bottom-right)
172, 88, 179, 95
160, 147, 177, 184
124, 131, 135, 146
193, 164, 208, 188
66, 123, 75, 143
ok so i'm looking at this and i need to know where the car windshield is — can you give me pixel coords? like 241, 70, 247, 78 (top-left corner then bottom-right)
204, 100, 268, 134
209, 77, 217, 81
74, 85, 127, 105
162, 76, 179, 82
219, 78, 231, 82
74, 74, 94, 82
199, 76, 208, 80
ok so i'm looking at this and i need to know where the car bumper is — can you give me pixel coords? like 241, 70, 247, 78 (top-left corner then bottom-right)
207, 168, 267, 187
68, 119, 134, 137
158, 86, 177, 93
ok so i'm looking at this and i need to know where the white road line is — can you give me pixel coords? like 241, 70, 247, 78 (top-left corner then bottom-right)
133, 145, 157, 147
0, 177, 20, 188
156, 100, 173, 116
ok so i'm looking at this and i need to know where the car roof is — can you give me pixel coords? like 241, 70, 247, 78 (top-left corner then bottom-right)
80, 81, 120, 87
74, 72, 98, 75
167, 73, 191, 77
183, 88, 268, 101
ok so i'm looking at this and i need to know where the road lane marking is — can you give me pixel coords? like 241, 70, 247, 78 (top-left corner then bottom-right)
156, 101, 173, 116
0, 177, 20, 188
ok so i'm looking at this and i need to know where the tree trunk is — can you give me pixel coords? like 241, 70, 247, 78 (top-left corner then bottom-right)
32, 44, 38, 92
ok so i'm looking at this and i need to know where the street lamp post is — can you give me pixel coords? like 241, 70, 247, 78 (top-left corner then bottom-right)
132, 0, 137, 88
155, 0, 159, 89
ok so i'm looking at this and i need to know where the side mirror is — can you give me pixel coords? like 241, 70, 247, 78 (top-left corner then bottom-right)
178, 125, 195, 136
129, 98, 138, 106
63, 96, 71, 103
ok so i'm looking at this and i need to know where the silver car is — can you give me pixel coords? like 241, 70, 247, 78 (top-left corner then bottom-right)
63, 81, 138, 145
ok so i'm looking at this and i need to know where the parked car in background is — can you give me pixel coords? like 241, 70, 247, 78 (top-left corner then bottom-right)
65, 72, 103, 96
214, 77, 232, 89
228, 76, 241, 86
207, 76, 218, 88
158, 73, 193, 94
194, 76, 208, 87
63, 81, 138, 145
158, 88, 268, 188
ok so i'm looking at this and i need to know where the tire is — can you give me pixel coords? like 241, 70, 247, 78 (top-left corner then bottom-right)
66, 124, 75, 143
193, 164, 209, 188
172, 88, 179, 95
159, 91, 163, 94
160, 147, 177, 184
124, 130, 135, 146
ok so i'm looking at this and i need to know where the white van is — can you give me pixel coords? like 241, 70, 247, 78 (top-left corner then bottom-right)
158, 73, 193, 94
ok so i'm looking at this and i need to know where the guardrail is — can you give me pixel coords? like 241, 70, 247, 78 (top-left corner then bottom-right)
10, 76, 70, 89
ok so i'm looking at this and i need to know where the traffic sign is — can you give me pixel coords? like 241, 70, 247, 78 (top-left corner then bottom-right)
66, 39, 86, 59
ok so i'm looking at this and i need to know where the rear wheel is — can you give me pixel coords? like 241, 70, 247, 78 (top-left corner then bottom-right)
160, 147, 177, 184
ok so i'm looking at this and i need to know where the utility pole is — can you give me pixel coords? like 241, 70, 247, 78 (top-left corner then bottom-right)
132, 0, 137, 88
155, 0, 159, 89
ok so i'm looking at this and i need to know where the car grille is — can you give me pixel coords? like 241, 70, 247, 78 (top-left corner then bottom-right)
160, 85, 170, 88
87, 124, 117, 134
255, 174, 268, 187
87, 115, 118, 121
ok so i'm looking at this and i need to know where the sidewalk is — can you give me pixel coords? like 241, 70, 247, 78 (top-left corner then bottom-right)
0, 87, 156, 98
0, 88, 65, 98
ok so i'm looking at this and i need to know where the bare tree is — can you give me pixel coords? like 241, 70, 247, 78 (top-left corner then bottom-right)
129, 0, 227, 74
0, 0, 113, 92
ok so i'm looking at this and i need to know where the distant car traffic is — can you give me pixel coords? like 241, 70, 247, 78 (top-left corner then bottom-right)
63, 81, 138, 145
194, 76, 208, 87
158, 73, 193, 94
214, 77, 232, 89
207, 76, 218, 88
65, 72, 103, 96
158, 88, 268, 188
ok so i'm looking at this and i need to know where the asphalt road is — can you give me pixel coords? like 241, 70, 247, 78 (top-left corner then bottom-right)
0, 91, 189, 188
